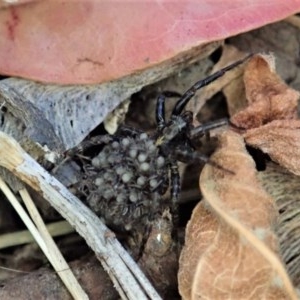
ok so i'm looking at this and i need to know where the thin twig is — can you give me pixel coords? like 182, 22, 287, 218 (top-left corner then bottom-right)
0, 132, 161, 300
0, 220, 74, 249
19, 188, 88, 300
0, 178, 88, 299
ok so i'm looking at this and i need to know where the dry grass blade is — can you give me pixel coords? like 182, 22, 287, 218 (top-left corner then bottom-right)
178, 130, 297, 300
0, 220, 73, 249
19, 188, 87, 300
0, 178, 88, 299
0, 132, 161, 300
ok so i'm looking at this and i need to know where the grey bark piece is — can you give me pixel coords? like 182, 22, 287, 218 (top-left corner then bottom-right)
0, 41, 221, 150
0, 84, 63, 152
0, 85, 65, 191
1, 78, 118, 151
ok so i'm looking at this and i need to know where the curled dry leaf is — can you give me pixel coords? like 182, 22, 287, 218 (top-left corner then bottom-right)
178, 130, 297, 300
245, 119, 300, 176
258, 162, 300, 288
231, 54, 299, 129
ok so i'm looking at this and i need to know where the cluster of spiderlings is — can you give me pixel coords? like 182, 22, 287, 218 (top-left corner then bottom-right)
86, 132, 170, 231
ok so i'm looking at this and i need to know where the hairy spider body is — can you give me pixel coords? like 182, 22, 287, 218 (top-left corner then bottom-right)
74, 54, 252, 232
82, 131, 171, 231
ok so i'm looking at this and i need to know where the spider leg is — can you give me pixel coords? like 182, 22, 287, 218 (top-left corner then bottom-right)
174, 147, 234, 174
156, 91, 182, 129
66, 135, 113, 156
189, 118, 228, 140
170, 161, 180, 219
117, 126, 143, 137
175, 147, 209, 164
172, 53, 253, 116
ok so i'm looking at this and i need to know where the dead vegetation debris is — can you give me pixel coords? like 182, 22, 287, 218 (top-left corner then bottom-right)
1, 18, 300, 300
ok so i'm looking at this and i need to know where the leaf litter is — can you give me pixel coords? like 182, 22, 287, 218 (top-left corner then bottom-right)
231, 54, 300, 175
258, 162, 300, 287
179, 52, 300, 299
178, 131, 297, 300
231, 54, 299, 128
2, 21, 300, 299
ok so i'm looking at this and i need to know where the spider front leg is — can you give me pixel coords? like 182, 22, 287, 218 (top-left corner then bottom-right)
117, 125, 144, 137
174, 146, 209, 165
174, 146, 234, 174
172, 54, 253, 116
170, 160, 180, 219
189, 118, 228, 140
156, 91, 182, 129
66, 135, 114, 157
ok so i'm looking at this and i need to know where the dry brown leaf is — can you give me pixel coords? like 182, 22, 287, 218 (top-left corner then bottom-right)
258, 162, 300, 288
245, 119, 300, 176
231, 54, 299, 129
178, 130, 297, 300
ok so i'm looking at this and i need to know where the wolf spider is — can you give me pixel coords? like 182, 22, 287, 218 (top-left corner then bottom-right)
71, 54, 252, 233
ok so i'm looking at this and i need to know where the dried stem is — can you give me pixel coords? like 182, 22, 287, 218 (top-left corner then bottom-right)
19, 188, 88, 300
0, 132, 161, 300
0, 220, 73, 249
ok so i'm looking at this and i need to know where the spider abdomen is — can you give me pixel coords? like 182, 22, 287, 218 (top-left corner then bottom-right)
85, 132, 170, 231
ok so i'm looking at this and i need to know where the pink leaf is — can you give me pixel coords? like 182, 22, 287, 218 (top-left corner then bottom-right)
0, 0, 300, 84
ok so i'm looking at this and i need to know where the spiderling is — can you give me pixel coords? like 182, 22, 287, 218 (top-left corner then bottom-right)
70, 54, 252, 235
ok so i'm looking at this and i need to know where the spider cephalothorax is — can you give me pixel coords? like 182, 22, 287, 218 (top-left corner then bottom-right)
74, 54, 252, 233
